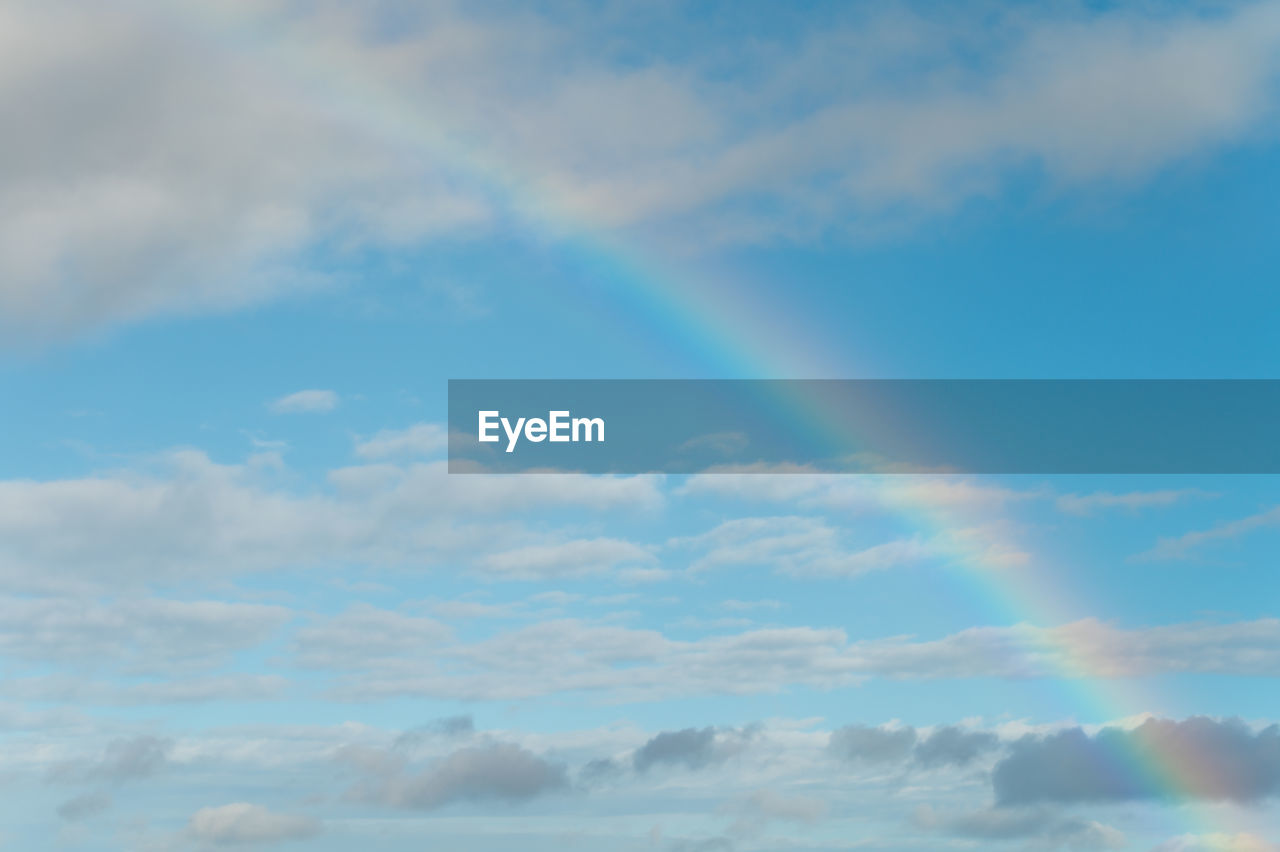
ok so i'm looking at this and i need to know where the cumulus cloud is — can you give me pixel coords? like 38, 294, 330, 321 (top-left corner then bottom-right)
343, 742, 568, 810
994, 717, 1280, 804
269, 389, 338, 414
188, 803, 319, 845
633, 727, 755, 773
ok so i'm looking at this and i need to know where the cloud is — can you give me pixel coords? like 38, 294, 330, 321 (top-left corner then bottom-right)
0, 0, 493, 339
292, 604, 451, 671
1056, 489, 1212, 515
675, 516, 935, 577
828, 724, 917, 764
50, 735, 172, 784
1137, 505, 1280, 560
344, 742, 568, 810
1152, 834, 1280, 852
993, 717, 1280, 804
1, 673, 288, 706
633, 727, 754, 773
723, 788, 827, 838
391, 715, 476, 750
269, 389, 338, 414
8, 2, 1280, 337
0, 596, 290, 673
678, 472, 1036, 513
55, 792, 111, 821
830, 723, 998, 770
188, 803, 319, 846
477, 537, 656, 580
301, 611, 1280, 703
0, 450, 661, 590
354, 423, 448, 459
916, 805, 1126, 849
913, 725, 1000, 769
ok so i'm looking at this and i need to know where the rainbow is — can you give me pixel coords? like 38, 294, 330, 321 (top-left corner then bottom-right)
144, 1, 1262, 841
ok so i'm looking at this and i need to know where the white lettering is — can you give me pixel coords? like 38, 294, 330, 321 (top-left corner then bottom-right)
573, 416, 605, 442
478, 411, 604, 453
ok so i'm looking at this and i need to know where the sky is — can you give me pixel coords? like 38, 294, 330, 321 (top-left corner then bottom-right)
2, 0, 1280, 849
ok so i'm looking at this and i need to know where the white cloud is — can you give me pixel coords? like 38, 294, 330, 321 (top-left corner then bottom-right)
354, 423, 448, 459
6, 1, 1280, 336
0, 596, 290, 673
1057, 489, 1212, 515
269, 389, 338, 414
0, 451, 662, 590
673, 515, 944, 577
295, 610, 1280, 703
477, 538, 657, 580
1137, 505, 1280, 560
1152, 834, 1280, 852
188, 802, 319, 845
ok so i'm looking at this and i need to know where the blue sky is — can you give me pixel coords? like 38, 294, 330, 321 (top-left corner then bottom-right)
3, 1, 1280, 849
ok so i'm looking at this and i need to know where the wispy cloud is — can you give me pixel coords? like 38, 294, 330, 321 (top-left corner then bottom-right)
1136, 505, 1280, 561
269, 389, 338, 414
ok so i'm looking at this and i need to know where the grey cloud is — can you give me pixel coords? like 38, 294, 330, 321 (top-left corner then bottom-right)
56, 792, 111, 821
994, 717, 1280, 805
91, 735, 172, 782
50, 735, 172, 784
914, 725, 1000, 769
391, 715, 475, 750
829, 724, 917, 764
431, 715, 475, 738
578, 757, 625, 784
349, 742, 568, 810
917, 805, 1125, 849
829, 723, 998, 770
633, 726, 755, 773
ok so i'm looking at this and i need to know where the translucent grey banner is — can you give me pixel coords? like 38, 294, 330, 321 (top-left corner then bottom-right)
447, 380, 1280, 474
